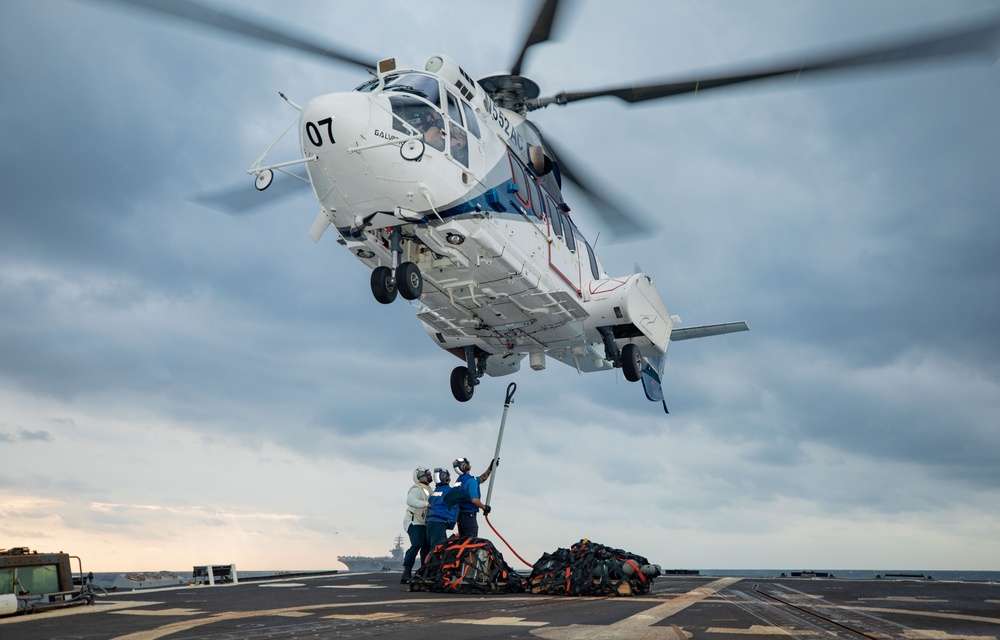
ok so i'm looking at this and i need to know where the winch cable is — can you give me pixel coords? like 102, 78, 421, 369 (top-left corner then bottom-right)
482, 383, 533, 568
485, 513, 532, 568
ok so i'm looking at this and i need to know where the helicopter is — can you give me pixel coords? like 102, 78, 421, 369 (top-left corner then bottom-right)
98, 0, 1000, 410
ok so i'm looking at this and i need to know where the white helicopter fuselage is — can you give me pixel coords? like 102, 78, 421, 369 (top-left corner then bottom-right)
272, 53, 690, 403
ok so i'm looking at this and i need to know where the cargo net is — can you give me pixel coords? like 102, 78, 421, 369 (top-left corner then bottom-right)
410, 536, 525, 594
527, 539, 659, 596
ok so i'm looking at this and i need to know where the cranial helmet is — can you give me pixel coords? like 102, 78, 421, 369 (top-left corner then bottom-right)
413, 466, 432, 484
453, 457, 472, 474
434, 467, 451, 484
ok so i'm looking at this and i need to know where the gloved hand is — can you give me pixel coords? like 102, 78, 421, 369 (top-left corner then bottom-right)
489, 458, 499, 470
483, 505, 492, 515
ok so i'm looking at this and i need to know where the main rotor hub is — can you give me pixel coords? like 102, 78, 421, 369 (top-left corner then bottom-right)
478, 74, 540, 115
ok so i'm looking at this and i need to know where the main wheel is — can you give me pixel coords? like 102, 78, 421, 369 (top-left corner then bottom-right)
396, 262, 423, 300
370, 266, 397, 304
621, 343, 643, 382
450, 366, 475, 402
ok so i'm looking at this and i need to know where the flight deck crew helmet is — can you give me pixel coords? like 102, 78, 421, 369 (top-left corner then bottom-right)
453, 458, 472, 474
434, 467, 451, 484
413, 467, 432, 485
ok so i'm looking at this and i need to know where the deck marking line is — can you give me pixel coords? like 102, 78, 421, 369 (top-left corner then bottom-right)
706, 624, 818, 635
0, 601, 163, 625
324, 612, 407, 621
901, 632, 996, 640
811, 604, 1000, 625
860, 597, 948, 603
109, 596, 541, 640
113, 608, 205, 617
532, 577, 743, 640
258, 583, 306, 588
317, 584, 387, 589
443, 616, 547, 627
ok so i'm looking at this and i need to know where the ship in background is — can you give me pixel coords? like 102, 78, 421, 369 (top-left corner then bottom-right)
337, 536, 405, 572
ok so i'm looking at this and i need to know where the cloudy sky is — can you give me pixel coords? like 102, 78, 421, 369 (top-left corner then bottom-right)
2, 0, 998, 573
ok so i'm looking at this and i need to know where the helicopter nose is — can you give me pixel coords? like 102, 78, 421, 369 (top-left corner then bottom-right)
300, 92, 372, 156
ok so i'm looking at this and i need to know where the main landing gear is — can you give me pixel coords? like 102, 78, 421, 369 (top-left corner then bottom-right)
451, 346, 488, 402
598, 326, 643, 382
370, 227, 423, 304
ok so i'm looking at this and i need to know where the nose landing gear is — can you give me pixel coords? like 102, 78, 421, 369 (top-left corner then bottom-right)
370, 262, 423, 304
396, 261, 423, 300
370, 227, 423, 304
370, 266, 398, 304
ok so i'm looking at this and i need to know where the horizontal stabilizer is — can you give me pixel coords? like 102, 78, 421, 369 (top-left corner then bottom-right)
670, 321, 749, 342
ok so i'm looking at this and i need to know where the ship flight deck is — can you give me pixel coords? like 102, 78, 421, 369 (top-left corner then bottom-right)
4, 571, 999, 639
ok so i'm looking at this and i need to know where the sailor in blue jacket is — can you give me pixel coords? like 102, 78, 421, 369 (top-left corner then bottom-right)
425, 468, 460, 551
452, 457, 495, 538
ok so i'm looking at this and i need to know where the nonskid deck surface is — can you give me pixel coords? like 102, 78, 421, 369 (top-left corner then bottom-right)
4, 571, 999, 639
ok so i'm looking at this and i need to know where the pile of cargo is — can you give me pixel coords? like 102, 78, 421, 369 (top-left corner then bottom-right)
411, 536, 659, 597
526, 539, 661, 596
409, 536, 524, 594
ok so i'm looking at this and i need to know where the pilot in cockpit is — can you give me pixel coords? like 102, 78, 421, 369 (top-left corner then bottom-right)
405, 107, 445, 152
449, 126, 468, 167
422, 113, 446, 152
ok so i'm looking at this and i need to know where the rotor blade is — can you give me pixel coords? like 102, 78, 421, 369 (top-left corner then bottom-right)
510, 0, 561, 76
531, 15, 1000, 109
94, 0, 376, 70
190, 169, 312, 216
541, 136, 649, 239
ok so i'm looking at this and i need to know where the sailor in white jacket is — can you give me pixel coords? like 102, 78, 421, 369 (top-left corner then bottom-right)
401, 466, 432, 583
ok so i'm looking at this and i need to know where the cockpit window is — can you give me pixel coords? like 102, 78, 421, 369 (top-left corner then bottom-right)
390, 96, 446, 152
462, 101, 481, 139
449, 125, 469, 167
446, 92, 462, 125
382, 73, 441, 107
354, 78, 379, 93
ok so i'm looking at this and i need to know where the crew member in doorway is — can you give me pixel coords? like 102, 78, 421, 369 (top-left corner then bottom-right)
452, 457, 496, 538
400, 466, 432, 584
425, 468, 460, 551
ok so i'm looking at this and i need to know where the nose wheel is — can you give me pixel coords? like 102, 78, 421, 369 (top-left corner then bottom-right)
370, 262, 422, 304
370, 226, 423, 304
396, 262, 423, 300
370, 266, 398, 304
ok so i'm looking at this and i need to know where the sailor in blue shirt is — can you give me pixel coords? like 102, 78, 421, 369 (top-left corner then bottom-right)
452, 457, 495, 538
425, 468, 460, 551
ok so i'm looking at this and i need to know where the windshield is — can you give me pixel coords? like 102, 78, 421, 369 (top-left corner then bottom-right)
382, 73, 441, 107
